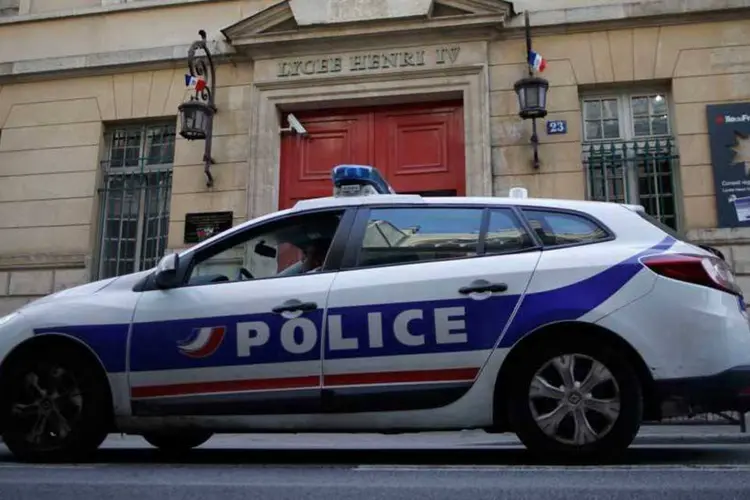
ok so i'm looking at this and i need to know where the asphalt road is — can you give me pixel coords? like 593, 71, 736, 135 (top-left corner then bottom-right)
1, 437, 750, 500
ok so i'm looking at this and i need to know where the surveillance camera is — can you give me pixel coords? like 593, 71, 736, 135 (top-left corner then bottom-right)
287, 113, 308, 135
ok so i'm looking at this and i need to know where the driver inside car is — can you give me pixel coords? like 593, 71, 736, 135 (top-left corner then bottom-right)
276, 237, 332, 277
300, 238, 331, 273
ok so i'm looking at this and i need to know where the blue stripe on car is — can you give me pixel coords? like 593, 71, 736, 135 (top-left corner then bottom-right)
498, 235, 675, 348
34, 236, 675, 374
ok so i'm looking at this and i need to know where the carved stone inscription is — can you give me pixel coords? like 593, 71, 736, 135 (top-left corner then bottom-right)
276, 45, 462, 78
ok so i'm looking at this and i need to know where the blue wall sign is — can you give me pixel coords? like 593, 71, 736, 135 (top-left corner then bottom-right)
546, 120, 567, 135
706, 103, 750, 228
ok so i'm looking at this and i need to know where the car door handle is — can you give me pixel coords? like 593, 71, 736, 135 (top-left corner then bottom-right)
458, 281, 508, 295
272, 300, 318, 314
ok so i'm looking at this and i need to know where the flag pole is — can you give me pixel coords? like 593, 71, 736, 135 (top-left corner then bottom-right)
525, 11, 540, 169
525, 11, 533, 78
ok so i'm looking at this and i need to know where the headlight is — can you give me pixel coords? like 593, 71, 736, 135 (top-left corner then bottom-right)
0, 312, 19, 327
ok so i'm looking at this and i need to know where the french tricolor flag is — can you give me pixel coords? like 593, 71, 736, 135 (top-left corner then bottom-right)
185, 73, 206, 92
528, 50, 547, 73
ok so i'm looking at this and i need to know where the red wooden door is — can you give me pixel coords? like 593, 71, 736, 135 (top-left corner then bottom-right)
374, 102, 465, 197
278, 100, 465, 210
279, 111, 374, 210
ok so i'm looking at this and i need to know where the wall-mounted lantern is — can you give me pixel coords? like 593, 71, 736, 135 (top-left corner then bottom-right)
178, 29, 218, 187
513, 11, 549, 169
514, 76, 549, 120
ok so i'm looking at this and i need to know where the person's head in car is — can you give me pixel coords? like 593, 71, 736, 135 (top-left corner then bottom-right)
301, 238, 331, 273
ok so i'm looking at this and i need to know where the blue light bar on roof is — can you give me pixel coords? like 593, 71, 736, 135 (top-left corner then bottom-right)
331, 164, 396, 197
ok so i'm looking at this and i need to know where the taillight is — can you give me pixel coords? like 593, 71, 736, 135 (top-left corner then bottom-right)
641, 253, 743, 297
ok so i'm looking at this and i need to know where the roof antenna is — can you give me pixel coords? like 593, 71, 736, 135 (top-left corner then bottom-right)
509, 187, 529, 199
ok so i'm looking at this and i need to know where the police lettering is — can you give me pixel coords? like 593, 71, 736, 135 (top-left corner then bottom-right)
236, 306, 467, 357
281, 317, 317, 354
236, 321, 269, 357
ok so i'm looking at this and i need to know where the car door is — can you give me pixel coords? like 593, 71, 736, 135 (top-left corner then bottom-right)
321, 204, 542, 413
127, 207, 353, 417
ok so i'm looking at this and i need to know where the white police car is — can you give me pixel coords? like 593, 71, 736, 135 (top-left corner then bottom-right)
0, 165, 749, 463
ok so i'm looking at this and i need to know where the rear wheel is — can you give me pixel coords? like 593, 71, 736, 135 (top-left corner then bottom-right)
142, 431, 213, 453
0, 345, 111, 463
506, 337, 643, 463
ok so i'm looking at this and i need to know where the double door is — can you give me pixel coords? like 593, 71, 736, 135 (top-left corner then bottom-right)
279, 101, 466, 209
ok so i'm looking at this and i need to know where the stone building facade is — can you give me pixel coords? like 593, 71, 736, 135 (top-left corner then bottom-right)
1, 0, 750, 313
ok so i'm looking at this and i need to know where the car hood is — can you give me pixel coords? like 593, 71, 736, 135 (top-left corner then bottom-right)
20, 270, 153, 310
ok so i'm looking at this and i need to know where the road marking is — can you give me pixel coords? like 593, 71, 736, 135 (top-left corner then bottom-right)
0, 464, 101, 469
353, 464, 750, 472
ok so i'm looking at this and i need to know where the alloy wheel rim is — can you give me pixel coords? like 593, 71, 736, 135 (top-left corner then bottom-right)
528, 353, 621, 446
9, 363, 83, 449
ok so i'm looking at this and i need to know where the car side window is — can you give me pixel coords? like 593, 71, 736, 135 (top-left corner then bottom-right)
521, 209, 609, 247
356, 207, 484, 268
485, 209, 536, 254
185, 210, 344, 286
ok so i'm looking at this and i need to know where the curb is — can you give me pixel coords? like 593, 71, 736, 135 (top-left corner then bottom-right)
469, 434, 750, 448
3, 435, 749, 447
634, 434, 750, 445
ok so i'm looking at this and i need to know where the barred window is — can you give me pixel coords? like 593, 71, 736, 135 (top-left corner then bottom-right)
581, 92, 679, 230
97, 122, 176, 279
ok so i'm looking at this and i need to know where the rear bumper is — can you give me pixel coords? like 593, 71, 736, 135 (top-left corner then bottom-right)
655, 365, 750, 416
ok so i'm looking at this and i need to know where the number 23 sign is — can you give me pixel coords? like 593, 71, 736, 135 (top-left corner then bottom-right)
546, 120, 567, 135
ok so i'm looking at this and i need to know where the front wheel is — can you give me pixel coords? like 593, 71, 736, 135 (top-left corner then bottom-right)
506, 337, 643, 463
0, 346, 111, 463
142, 431, 213, 453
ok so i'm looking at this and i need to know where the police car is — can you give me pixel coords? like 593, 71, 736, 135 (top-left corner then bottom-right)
0, 165, 749, 463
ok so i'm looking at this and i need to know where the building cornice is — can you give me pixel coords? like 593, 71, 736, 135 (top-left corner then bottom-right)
0, 0, 227, 27
0, 41, 240, 85
227, 15, 509, 59
1, 1, 750, 83
0, 253, 86, 271
501, 0, 750, 38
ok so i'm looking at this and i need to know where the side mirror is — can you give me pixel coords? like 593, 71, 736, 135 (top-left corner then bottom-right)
154, 253, 180, 289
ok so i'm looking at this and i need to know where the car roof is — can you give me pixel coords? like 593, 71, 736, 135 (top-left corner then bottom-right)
290, 194, 636, 212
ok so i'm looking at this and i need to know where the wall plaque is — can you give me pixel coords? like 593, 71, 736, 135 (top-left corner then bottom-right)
706, 103, 750, 228
184, 211, 234, 244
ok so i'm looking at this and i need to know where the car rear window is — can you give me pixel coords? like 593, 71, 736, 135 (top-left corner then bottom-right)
635, 211, 682, 240
521, 209, 610, 247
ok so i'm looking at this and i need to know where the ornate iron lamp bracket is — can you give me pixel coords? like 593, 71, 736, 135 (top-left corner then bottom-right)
513, 11, 549, 170
180, 29, 218, 187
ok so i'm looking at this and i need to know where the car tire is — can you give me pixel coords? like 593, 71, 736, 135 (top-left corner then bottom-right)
506, 336, 643, 463
142, 431, 213, 453
0, 343, 111, 463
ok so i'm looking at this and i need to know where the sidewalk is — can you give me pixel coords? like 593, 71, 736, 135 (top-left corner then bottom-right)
4, 424, 749, 449
95, 424, 750, 450
634, 424, 750, 445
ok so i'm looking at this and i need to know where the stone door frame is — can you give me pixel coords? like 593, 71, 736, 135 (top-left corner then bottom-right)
245, 57, 492, 219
